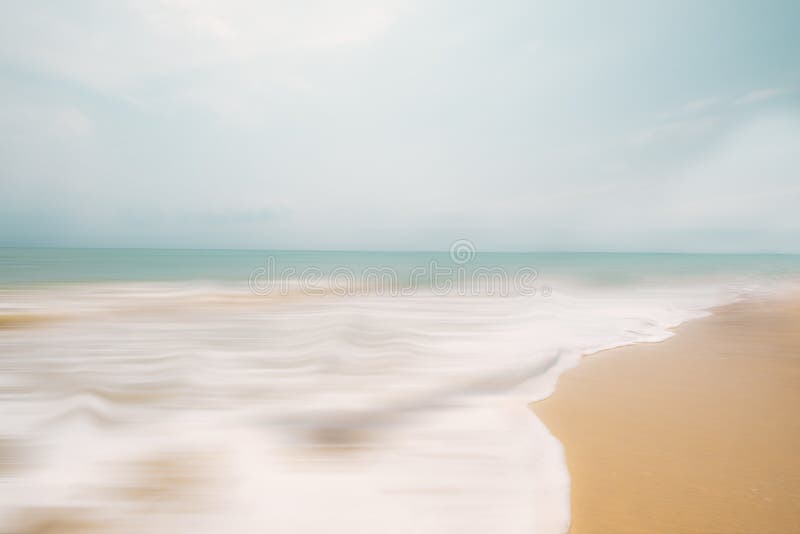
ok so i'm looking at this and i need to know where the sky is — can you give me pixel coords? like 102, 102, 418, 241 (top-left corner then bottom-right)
1, 0, 799, 252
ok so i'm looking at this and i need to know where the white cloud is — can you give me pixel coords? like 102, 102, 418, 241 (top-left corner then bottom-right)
656, 96, 720, 121
736, 87, 792, 105
661, 116, 800, 231
0, 1, 411, 104
0, 103, 93, 139
50, 107, 94, 137
629, 116, 718, 147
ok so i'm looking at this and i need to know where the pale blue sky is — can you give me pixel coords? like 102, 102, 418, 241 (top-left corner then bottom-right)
1, 1, 799, 252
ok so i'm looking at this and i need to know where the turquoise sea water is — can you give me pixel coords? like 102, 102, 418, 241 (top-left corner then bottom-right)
2, 247, 800, 285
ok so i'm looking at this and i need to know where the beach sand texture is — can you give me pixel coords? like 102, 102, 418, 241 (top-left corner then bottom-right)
533, 298, 800, 533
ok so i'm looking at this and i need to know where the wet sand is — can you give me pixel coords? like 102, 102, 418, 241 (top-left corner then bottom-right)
533, 298, 800, 534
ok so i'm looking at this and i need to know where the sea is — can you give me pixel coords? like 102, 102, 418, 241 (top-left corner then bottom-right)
1, 247, 799, 533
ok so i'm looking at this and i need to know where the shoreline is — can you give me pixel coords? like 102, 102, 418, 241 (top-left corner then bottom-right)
531, 296, 800, 533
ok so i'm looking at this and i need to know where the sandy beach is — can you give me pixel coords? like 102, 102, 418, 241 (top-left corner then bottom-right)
533, 297, 800, 533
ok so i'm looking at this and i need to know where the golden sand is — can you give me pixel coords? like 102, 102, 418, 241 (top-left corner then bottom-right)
0, 313, 58, 329
533, 298, 800, 534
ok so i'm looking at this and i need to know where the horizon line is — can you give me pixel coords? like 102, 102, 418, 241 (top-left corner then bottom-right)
1, 245, 799, 256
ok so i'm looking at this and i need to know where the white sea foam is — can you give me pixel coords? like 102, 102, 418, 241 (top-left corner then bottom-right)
0, 277, 789, 533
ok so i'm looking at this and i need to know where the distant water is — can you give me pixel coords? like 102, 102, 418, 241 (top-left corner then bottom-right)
1, 248, 799, 533
3, 247, 800, 285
